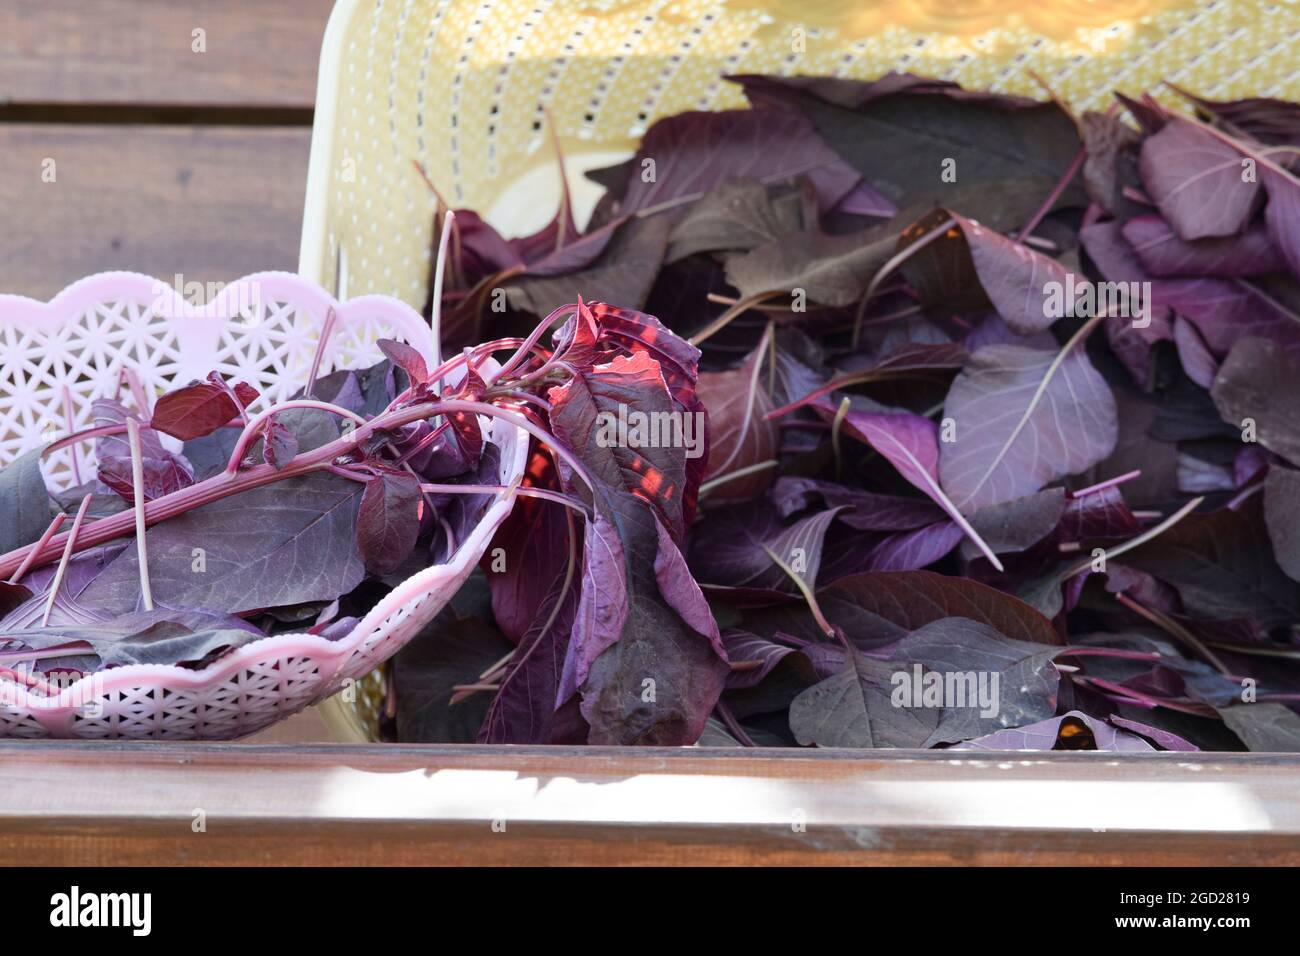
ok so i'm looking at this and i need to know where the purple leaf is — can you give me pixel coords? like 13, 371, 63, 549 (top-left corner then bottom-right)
742, 72, 1083, 231
720, 629, 796, 690
689, 502, 843, 595
725, 222, 898, 307
953, 711, 1156, 751
652, 513, 724, 657
1108, 716, 1199, 752
1138, 117, 1261, 240
938, 343, 1118, 512
1122, 214, 1285, 277
556, 509, 629, 706
1261, 165, 1300, 278
812, 396, 1003, 568
949, 212, 1077, 335
966, 488, 1067, 555
575, 503, 729, 745
478, 572, 580, 745
1173, 316, 1219, 388
547, 349, 690, 538
847, 521, 964, 573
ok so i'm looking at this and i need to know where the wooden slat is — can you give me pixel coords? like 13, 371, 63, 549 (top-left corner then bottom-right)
0, 124, 310, 299
0, 0, 335, 110
2, 743, 1299, 865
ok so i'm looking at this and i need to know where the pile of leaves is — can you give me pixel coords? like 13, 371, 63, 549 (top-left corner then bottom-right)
397, 72, 1300, 752
0, 298, 707, 737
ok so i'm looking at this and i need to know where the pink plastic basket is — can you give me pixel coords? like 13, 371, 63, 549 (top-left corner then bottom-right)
0, 272, 527, 739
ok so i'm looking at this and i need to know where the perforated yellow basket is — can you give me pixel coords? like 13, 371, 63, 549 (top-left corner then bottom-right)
298, 0, 1299, 741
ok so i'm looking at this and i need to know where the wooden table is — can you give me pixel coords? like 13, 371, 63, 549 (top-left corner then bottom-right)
0, 0, 332, 300
3, 743, 1299, 866
3, 1, 1300, 867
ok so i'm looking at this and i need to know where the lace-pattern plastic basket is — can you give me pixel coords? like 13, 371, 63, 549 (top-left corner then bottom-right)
0, 272, 528, 739
298, 0, 1296, 740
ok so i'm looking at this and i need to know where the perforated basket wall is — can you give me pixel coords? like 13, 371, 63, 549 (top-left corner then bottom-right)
298, 0, 1298, 740
298, 0, 1298, 309
0, 273, 528, 739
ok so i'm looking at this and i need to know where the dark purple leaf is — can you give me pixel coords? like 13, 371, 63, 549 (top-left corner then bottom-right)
878, 616, 1060, 746
689, 502, 842, 594
1169, 87, 1300, 146
811, 396, 981, 538
97, 453, 194, 502
151, 372, 258, 441
1125, 496, 1300, 627
547, 349, 690, 537
1264, 465, 1300, 583
377, 338, 429, 386
966, 488, 1067, 555
478, 569, 579, 744
724, 221, 897, 307
816, 570, 1062, 647
1173, 316, 1219, 388
1211, 336, 1300, 465
505, 215, 670, 317
591, 107, 859, 219
262, 419, 299, 469
0, 447, 54, 554
1219, 702, 1300, 752
748, 72, 1083, 231
395, 608, 516, 744
695, 342, 778, 502
771, 476, 947, 531
789, 646, 939, 748
666, 177, 809, 264
356, 467, 422, 575
77, 471, 366, 616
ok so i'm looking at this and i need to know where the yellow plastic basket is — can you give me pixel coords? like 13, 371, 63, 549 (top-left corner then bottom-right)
298, 0, 1298, 741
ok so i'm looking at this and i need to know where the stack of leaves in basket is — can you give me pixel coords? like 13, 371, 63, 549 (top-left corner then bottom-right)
6, 70, 1300, 751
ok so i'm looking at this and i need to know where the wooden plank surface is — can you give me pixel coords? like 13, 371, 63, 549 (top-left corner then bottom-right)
0, 0, 335, 110
2, 743, 1298, 866
0, 124, 311, 299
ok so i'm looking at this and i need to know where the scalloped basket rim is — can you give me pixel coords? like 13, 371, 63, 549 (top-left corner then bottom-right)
0, 269, 437, 363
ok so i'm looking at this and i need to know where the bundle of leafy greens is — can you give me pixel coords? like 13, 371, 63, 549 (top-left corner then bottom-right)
398, 72, 1300, 752
0, 292, 711, 746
